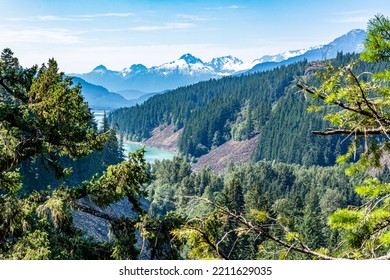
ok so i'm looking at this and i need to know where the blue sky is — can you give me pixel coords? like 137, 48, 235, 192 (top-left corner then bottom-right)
0, 0, 389, 72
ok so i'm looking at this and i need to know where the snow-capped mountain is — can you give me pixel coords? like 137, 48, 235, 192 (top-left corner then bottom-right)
70, 29, 367, 93
248, 29, 366, 73
151, 53, 215, 76
122, 64, 148, 76
71, 53, 245, 92
252, 46, 323, 64
206, 55, 247, 74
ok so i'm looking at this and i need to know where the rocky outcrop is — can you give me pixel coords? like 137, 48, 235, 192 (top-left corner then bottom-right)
72, 197, 151, 259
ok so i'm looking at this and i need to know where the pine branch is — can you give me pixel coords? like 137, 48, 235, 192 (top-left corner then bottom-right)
0, 78, 28, 103
347, 68, 389, 125
312, 128, 390, 135
184, 196, 339, 260
296, 83, 377, 119
71, 200, 122, 223
374, 250, 390, 260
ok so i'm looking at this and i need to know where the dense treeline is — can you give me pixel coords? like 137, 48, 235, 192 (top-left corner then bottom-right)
143, 157, 364, 259
110, 53, 390, 166
19, 112, 124, 194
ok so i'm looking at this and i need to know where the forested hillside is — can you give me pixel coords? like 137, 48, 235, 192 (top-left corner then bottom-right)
109, 61, 307, 158
2, 13, 390, 262
109, 53, 390, 166
142, 157, 366, 259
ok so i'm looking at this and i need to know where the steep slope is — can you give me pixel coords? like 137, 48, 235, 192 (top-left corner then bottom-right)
192, 136, 259, 174
144, 124, 183, 153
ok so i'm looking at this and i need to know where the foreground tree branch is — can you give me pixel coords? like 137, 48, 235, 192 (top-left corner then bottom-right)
182, 196, 339, 260
311, 128, 390, 135
293, 14, 390, 261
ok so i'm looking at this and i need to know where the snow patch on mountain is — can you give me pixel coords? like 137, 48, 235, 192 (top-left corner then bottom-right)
206, 55, 246, 74
152, 53, 215, 76
253, 46, 323, 64
122, 64, 148, 76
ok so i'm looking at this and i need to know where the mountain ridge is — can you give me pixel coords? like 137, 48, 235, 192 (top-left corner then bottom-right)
71, 28, 366, 96
248, 29, 366, 73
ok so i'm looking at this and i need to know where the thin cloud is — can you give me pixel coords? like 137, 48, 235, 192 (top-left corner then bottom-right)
330, 10, 372, 24
176, 14, 215, 21
333, 10, 367, 16
6, 12, 134, 22
128, 22, 196, 31
207, 5, 242, 10
78, 12, 134, 18
0, 27, 82, 44
6, 15, 88, 22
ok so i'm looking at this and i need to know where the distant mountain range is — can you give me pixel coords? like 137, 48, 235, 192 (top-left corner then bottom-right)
71, 54, 247, 93
253, 46, 323, 65
72, 77, 163, 110
70, 29, 367, 108
247, 29, 366, 73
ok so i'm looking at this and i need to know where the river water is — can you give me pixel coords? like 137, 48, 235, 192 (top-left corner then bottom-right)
93, 110, 175, 163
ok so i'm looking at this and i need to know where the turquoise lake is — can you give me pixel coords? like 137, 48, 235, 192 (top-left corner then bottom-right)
93, 110, 175, 163
122, 142, 175, 163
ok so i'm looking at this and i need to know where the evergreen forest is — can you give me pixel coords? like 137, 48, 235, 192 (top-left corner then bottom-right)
1, 14, 390, 260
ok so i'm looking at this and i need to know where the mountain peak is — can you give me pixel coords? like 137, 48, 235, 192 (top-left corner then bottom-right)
179, 53, 203, 64
326, 28, 366, 53
129, 64, 147, 72
249, 28, 367, 74
339, 28, 366, 40
207, 56, 245, 73
210, 55, 242, 62
92, 64, 108, 72
348, 28, 366, 35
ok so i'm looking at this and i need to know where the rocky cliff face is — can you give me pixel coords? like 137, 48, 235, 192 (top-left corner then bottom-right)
72, 197, 151, 259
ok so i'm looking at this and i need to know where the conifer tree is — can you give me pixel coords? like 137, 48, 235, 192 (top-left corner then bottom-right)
172, 15, 390, 260
296, 14, 390, 259
300, 189, 325, 250
0, 50, 151, 259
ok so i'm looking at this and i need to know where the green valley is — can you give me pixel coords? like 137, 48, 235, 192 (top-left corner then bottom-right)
1, 13, 390, 262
